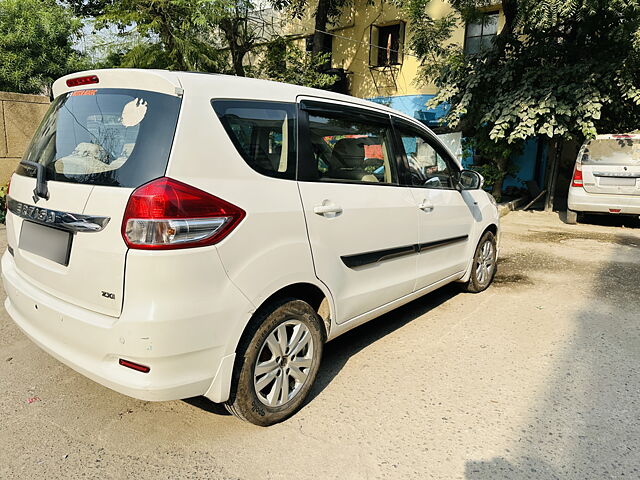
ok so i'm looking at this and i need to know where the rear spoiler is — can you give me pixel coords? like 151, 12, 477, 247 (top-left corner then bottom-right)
52, 69, 183, 99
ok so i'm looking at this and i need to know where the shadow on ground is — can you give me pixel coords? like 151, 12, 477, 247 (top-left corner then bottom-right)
307, 283, 461, 404
185, 283, 462, 414
464, 230, 640, 479
557, 209, 640, 228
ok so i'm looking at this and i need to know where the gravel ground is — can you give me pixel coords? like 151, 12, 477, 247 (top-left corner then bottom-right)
1, 211, 639, 479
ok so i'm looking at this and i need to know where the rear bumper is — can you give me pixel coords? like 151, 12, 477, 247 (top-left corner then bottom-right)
1, 251, 245, 402
568, 187, 640, 215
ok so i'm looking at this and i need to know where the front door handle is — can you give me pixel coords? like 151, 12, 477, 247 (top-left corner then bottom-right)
418, 201, 434, 212
313, 203, 343, 216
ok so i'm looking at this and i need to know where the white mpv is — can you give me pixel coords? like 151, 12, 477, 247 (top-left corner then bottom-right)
2, 70, 499, 425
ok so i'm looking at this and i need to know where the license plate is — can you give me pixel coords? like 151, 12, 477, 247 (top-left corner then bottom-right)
599, 177, 637, 186
19, 221, 72, 266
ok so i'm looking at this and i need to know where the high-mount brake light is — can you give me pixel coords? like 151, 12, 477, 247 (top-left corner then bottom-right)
66, 75, 99, 87
122, 177, 245, 250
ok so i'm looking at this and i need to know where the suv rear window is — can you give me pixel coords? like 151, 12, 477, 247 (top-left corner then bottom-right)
16, 88, 181, 187
212, 100, 296, 180
582, 138, 640, 166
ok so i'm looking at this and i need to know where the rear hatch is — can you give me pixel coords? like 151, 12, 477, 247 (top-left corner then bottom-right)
581, 135, 640, 195
6, 71, 182, 316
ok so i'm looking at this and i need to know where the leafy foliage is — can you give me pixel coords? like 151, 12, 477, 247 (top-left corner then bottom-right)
0, 0, 86, 94
65, 0, 113, 17
257, 37, 337, 88
88, 0, 337, 86
0, 183, 7, 224
405, 0, 640, 193
95, 0, 228, 72
275, 0, 352, 56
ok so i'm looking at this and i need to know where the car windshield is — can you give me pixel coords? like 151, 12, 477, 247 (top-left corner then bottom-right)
16, 88, 181, 188
582, 138, 640, 166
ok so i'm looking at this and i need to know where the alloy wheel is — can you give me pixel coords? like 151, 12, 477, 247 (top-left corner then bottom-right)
475, 239, 495, 287
253, 320, 315, 407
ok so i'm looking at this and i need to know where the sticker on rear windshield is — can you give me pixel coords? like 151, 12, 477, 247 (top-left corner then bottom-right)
121, 98, 148, 127
70, 89, 97, 97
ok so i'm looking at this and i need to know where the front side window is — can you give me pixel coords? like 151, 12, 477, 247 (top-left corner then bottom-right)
304, 108, 397, 184
213, 101, 296, 180
397, 125, 458, 189
464, 12, 499, 56
16, 88, 181, 187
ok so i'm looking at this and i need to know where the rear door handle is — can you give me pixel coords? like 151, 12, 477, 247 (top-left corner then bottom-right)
313, 203, 343, 216
418, 201, 434, 212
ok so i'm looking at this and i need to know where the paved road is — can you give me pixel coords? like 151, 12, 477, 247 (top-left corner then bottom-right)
1, 211, 639, 479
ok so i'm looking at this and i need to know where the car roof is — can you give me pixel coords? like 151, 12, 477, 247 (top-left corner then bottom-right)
55, 68, 408, 118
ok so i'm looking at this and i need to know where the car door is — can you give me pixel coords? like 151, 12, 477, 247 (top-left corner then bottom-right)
393, 119, 476, 291
296, 99, 419, 324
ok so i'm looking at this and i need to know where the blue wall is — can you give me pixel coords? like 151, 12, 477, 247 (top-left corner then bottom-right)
367, 94, 542, 191
368, 94, 447, 127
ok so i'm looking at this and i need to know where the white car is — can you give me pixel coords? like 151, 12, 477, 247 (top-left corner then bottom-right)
2, 69, 499, 425
567, 134, 640, 223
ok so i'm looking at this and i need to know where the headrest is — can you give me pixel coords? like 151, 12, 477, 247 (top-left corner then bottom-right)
331, 138, 366, 168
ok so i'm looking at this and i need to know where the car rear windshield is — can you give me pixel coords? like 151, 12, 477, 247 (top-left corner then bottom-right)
582, 138, 640, 166
16, 88, 181, 187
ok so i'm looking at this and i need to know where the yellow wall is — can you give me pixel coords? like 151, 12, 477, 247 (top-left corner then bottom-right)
285, 0, 502, 99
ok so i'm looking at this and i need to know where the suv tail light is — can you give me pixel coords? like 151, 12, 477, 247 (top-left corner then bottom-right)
122, 177, 245, 250
571, 162, 583, 187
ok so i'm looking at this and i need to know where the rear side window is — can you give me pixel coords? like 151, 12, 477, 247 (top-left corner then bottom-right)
582, 138, 640, 166
213, 100, 296, 180
16, 88, 181, 188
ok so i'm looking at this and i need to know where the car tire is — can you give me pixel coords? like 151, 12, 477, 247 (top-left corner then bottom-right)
566, 209, 578, 224
462, 231, 497, 293
225, 298, 324, 426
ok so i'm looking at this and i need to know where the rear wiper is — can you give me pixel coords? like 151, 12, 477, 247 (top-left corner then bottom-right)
19, 160, 49, 203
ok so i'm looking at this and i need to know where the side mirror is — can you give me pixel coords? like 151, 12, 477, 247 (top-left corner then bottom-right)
458, 169, 484, 190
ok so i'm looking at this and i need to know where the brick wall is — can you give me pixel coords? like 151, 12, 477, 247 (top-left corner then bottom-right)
0, 91, 50, 186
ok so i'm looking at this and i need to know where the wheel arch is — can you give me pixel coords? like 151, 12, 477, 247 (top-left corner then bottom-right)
217, 281, 333, 406
458, 222, 499, 284
483, 223, 498, 237
252, 282, 332, 341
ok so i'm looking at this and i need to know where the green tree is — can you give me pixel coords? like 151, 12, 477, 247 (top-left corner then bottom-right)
404, 0, 640, 197
65, 0, 113, 17
274, 0, 351, 57
95, 0, 228, 71
258, 36, 337, 87
0, 0, 86, 94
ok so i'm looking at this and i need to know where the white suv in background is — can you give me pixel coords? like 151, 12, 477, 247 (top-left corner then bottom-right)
2, 69, 499, 425
568, 134, 640, 223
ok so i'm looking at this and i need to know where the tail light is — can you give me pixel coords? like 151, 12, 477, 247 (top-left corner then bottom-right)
122, 177, 245, 250
571, 161, 583, 187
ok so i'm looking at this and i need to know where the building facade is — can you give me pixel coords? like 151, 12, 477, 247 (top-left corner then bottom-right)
283, 1, 545, 194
